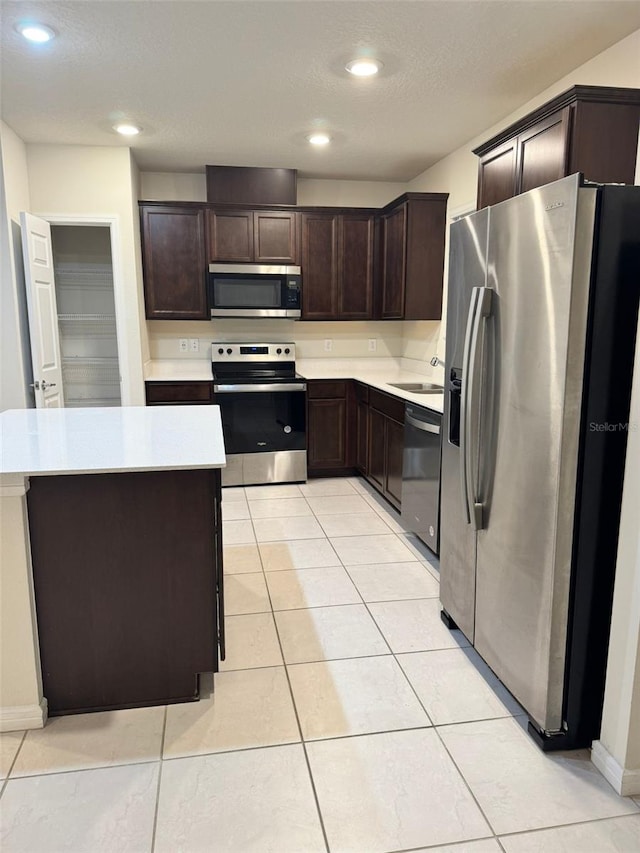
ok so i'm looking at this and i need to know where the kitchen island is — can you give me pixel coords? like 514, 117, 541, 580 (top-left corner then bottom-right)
0, 407, 226, 728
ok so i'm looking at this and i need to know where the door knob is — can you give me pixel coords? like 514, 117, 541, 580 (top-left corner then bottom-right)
41, 381, 57, 390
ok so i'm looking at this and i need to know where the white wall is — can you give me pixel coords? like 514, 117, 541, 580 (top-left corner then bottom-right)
403, 27, 640, 365
26, 144, 147, 405
148, 319, 404, 362
139, 171, 405, 208
0, 121, 33, 412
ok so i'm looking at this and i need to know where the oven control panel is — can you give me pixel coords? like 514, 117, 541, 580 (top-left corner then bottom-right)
212, 342, 296, 362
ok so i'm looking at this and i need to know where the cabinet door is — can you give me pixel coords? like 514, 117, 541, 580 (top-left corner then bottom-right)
368, 408, 386, 489
141, 206, 207, 320
338, 214, 374, 319
254, 211, 299, 263
356, 400, 369, 474
477, 139, 518, 209
381, 205, 406, 319
385, 417, 404, 508
308, 398, 347, 469
208, 210, 253, 261
301, 213, 339, 320
517, 108, 571, 195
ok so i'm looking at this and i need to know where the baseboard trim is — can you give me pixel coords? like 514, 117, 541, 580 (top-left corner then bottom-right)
592, 739, 640, 797
0, 698, 47, 732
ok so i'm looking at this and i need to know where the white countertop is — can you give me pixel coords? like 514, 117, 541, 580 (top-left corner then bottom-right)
145, 358, 444, 414
0, 407, 226, 477
296, 359, 445, 414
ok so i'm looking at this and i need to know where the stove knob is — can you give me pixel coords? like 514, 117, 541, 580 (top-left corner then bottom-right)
284, 347, 290, 355
276, 348, 282, 355
226, 348, 232, 355
217, 348, 224, 355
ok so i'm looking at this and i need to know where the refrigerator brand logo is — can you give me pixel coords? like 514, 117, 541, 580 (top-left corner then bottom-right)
589, 422, 638, 432
545, 201, 565, 211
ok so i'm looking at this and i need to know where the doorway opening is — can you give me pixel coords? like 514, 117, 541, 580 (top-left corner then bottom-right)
50, 225, 121, 407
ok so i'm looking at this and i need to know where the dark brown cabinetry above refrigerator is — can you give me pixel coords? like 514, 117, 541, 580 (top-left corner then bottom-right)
474, 85, 640, 210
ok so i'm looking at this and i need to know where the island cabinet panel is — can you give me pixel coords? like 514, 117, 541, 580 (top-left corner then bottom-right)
141, 206, 208, 320
27, 469, 223, 715
475, 86, 640, 210
355, 382, 370, 475
367, 407, 386, 489
207, 209, 299, 263
379, 194, 448, 321
301, 212, 375, 320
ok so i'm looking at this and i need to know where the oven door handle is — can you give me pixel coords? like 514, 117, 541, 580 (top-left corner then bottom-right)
213, 383, 307, 393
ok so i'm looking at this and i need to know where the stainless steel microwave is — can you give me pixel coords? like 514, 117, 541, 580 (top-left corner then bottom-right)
208, 264, 302, 318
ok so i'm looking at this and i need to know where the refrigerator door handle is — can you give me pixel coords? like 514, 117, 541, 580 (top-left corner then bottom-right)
460, 288, 481, 524
465, 286, 493, 530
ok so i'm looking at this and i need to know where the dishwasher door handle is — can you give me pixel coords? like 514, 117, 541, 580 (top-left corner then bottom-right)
405, 413, 441, 435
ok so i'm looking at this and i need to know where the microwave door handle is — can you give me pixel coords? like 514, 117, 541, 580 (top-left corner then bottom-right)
460, 288, 480, 525
465, 287, 493, 531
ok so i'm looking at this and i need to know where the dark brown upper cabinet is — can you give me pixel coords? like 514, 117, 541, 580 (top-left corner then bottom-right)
301, 211, 375, 321
140, 205, 208, 320
379, 194, 448, 321
207, 209, 299, 263
475, 86, 640, 210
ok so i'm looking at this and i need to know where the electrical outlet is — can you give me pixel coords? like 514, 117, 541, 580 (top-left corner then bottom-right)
189, 338, 200, 353
179, 338, 188, 353
368, 338, 377, 352
324, 339, 333, 352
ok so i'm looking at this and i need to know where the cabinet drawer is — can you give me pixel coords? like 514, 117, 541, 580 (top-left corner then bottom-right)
369, 388, 405, 423
354, 381, 369, 403
307, 380, 347, 399
146, 381, 213, 404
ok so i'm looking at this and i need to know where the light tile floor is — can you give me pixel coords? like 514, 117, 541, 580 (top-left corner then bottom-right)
1, 475, 639, 852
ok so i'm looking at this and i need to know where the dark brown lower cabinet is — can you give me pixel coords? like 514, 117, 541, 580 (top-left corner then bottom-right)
385, 418, 405, 507
306, 378, 406, 507
367, 408, 386, 490
145, 381, 213, 405
27, 469, 224, 715
307, 380, 353, 475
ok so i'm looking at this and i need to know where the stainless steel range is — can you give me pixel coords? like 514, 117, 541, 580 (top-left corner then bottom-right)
212, 342, 307, 486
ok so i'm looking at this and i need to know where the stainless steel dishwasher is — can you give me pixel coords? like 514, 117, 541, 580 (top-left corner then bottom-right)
401, 403, 442, 555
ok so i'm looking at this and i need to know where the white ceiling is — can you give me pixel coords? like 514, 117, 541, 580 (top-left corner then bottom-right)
2, 1, 639, 181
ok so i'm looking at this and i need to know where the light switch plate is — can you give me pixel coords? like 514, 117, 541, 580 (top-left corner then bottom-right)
368, 338, 377, 352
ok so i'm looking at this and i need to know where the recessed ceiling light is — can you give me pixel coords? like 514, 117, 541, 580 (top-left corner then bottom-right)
345, 58, 382, 77
307, 133, 331, 146
15, 23, 56, 43
113, 123, 142, 136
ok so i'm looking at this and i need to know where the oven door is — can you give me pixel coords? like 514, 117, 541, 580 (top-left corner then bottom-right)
214, 383, 307, 454
209, 264, 301, 318
214, 383, 307, 485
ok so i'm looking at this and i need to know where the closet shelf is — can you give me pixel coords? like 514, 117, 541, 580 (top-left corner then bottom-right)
62, 358, 120, 384
58, 314, 117, 337
55, 265, 114, 291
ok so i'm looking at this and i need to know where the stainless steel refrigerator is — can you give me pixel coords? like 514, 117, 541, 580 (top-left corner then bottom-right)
440, 174, 640, 750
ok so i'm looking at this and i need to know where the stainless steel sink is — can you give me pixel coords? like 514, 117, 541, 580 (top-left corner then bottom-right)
388, 382, 443, 394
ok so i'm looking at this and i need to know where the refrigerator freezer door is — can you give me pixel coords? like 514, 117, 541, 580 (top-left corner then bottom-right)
474, 175, 597, 733
440, 209, 489, 642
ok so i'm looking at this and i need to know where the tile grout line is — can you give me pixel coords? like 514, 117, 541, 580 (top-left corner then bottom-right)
304, 481, 502, 847
0, 730, 27, 797
249, 507, 332, 853
149, 705, 168, 852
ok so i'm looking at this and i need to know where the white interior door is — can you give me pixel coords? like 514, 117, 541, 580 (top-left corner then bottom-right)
20, 212, 64, 407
